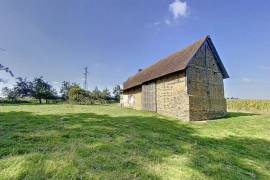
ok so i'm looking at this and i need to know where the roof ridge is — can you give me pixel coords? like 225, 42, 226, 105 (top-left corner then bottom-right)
134, 35, 208, 76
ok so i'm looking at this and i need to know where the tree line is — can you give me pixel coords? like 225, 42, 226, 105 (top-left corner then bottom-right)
61, 81, 121, 104
0, 64, 121, 104
1, 77, 121, 104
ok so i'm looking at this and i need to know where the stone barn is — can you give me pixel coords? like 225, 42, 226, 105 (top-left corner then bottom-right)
122, 35, 229, 121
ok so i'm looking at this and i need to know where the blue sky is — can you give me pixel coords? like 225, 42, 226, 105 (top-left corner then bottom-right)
0, 0, 270, 99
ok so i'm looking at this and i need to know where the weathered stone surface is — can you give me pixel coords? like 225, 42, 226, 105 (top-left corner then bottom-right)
187, 42, 227, 120
156, 72, 189, 120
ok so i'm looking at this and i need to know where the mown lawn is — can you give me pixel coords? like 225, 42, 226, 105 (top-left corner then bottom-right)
0, 104, 269, 179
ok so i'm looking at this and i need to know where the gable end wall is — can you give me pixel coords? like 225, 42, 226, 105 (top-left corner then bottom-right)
187, 42, 227, 120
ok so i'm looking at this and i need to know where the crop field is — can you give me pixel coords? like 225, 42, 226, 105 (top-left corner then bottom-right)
227, 99, 270, 113
0, 104, 269, 179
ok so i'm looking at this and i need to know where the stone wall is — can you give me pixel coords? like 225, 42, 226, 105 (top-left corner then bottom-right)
187, 42, 226, 120
156, 72, 190, 120
122, 86, 142, 110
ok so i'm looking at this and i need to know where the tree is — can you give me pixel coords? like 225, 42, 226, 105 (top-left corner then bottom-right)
92, 87, 102, 100
60, 81, 71, 100
101, 88, 111, 101
68, 85, 83, 103
60, 81, 78, 101
14, 77, 33, 98
32, 76, 54, 104
113, 85, 121, 102
44, 88, 58, 103
1, 87, 18, 101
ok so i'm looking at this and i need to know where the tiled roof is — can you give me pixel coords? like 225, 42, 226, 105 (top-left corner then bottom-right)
123, 35, 228, 90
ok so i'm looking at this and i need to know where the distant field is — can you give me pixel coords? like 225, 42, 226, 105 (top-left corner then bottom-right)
227, 99, 270, 113
0, 104, 269, 179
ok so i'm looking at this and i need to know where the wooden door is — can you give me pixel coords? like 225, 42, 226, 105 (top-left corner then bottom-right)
142, 82, 156, 112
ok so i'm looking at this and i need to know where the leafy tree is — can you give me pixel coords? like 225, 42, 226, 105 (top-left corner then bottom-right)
113, 85, 121, 102
14, 77, 33, 98
60, 81, 70, 100
101, 88, 111, 101
92, 87, 102, 100
32, 76, 54, 104
1, 87, 18, 101
68, 85, 85, 104
60, 81, 78, 101
44, 88, 58, 103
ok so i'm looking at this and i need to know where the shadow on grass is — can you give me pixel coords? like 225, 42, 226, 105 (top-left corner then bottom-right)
224, 112, 259, 118
0, 111, 269, 179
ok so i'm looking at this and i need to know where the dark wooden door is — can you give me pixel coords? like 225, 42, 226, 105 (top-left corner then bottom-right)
142, 82, 156, 112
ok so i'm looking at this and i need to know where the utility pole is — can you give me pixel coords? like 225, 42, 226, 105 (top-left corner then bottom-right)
83, 66, 88, 90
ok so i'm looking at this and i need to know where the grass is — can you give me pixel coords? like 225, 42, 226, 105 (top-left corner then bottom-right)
0, 104, 269, 179
227, 99, 270, 113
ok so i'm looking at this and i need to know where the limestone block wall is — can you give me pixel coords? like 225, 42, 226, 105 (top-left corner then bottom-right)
156, 72, 190, 120
123, 86, 142, 110
187, 42, 226, 120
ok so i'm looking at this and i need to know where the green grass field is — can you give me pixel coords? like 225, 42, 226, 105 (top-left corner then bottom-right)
0, 104, 269, 179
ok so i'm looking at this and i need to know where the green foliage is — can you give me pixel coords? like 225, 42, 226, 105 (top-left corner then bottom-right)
101, 88, 111, 100
68, 86, 113, 105
113, 85, 121, 102
1, 87, 18, 101
0, 104, 269, 179
1, 77, 59, 104
32, 76, 58, 103
60, 81, 78, 101
14, 77, 33, 98
68, 85, 88, 104
227, 99, 270, 113
91, 87, 102, 101
1, 78, 33, 102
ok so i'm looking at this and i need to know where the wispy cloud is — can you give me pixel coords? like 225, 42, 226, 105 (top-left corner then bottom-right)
164, 18, 171, 25
153, 21, 161, 26
241, 78, 253, 83
152, 19, 171, 27
169, 0, 188, 19
52, 81, 59, 84
258, 66, 270, 70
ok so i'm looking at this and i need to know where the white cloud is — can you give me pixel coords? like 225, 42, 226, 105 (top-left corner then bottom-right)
169, 0, 188, 19
153, 21, 161, 26
242, 78, 253, 83
52, 81, 59, 84
164, 19, 171, 25
148, 0, 188, 29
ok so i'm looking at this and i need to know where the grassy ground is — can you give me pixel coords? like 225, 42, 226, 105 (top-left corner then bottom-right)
0, 104, 269, 179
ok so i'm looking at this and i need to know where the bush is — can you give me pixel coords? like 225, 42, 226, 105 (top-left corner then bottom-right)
67, 86, 115, 105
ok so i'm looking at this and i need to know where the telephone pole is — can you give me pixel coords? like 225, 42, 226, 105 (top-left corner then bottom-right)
83, 66, 88, 90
